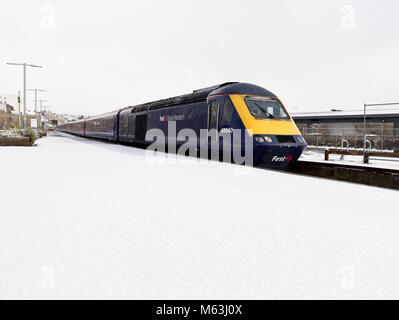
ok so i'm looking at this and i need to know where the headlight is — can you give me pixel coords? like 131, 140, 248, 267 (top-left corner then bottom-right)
264, 136, 273, 143
255, 136, 265, 143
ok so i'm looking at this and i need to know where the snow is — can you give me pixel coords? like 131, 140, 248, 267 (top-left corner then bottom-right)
1, 132, 398, 300
0, 129, 32, 138
301, 148, 399, 170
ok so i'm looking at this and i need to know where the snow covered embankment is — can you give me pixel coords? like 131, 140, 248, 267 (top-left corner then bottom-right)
0, 129, 36, 146
0, 132, 398, 299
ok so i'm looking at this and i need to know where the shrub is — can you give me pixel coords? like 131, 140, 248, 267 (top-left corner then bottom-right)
0, 128, 37, 141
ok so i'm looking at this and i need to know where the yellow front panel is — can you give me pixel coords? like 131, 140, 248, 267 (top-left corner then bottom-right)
230, 94, 301, 136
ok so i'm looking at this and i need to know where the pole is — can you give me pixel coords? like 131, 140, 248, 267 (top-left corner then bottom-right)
34, 89, 37, 113
40, 100, 43, 129
23, 63, 27, 128
34, 90, 38, 131
28, 89, 46, 131
18, 91, 21, 127
38, 100, 48, 112
6, 62, 43, 128
363, 103, 366, 158
39, 100, 48, 129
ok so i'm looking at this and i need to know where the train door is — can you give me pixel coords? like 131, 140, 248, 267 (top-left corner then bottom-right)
114, 112, 120, 141
207, 97, 223, 141
119, 112, 130, 141
219, 96, 234, 131
127, 112, 136, 141
135, 114, 147, 142
207, 96, 235, 159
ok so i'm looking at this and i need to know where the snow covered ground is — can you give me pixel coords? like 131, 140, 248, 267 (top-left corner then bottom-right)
0, 129, 32, 138
301, 148, 399, 170
1, 132, 399, 300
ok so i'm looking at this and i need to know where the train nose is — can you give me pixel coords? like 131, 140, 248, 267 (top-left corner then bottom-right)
254, 145, 305, 169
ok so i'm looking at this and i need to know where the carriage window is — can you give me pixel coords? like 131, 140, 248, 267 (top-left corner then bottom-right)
245, 97, 289, 120
221, 97, 234, 124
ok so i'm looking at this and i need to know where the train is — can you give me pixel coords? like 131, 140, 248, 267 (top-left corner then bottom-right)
57, 82, 307, 169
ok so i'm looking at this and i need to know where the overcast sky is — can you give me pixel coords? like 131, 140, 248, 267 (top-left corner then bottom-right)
1, 0, 398, 116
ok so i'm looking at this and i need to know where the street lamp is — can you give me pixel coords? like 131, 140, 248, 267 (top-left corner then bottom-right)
6, 62, 43, 128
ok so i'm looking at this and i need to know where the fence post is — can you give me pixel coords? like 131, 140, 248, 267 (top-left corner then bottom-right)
363, 152, 369, 164
355, 134, 357, 150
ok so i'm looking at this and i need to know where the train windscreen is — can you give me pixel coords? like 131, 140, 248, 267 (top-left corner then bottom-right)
245, 97, 290, 120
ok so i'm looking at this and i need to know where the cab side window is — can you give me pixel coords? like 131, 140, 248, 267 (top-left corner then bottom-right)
221, 97, 234, 125
209, 101, 218, 129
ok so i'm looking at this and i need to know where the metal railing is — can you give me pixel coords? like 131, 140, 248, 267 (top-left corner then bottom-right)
300, 127, 399, 151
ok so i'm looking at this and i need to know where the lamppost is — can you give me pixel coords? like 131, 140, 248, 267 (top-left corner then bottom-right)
6, 62, 43, 128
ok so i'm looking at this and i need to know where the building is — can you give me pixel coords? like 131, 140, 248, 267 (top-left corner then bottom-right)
0, 93, 19, 114
0, 102, 8, 113
292, 109, 399, 150
0, 103, 15, 113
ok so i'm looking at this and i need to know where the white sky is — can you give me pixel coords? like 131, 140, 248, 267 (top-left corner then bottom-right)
1, 0, 398, 116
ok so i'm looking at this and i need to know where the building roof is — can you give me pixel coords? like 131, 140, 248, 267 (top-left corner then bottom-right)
292, 108, 399, 120
0, 102, 14, 110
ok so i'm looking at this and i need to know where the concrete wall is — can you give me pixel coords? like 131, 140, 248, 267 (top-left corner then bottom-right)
0, 112, 40, 130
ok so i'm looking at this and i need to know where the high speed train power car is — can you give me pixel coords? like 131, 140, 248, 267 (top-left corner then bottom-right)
57, 82, 307, 169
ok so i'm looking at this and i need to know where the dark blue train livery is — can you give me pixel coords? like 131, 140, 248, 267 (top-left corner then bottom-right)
57, 82, 307, 169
